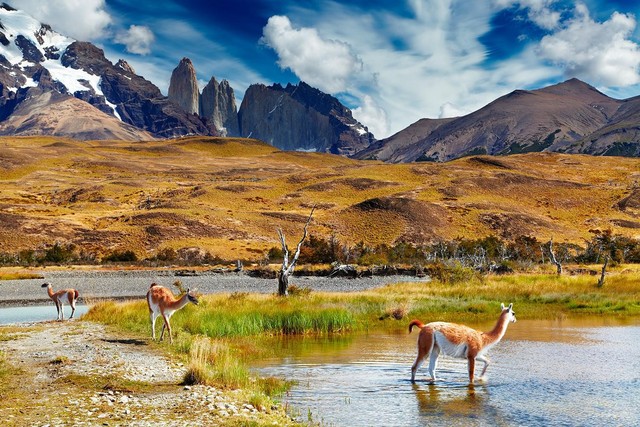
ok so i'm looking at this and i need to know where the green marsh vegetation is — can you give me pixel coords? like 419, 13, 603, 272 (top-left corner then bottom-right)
84, 265, 640, 406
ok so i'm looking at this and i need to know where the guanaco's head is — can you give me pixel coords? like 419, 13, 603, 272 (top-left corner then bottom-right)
41, 282, 52, 289
501, 303, 517, 323
186, 288, 199, 305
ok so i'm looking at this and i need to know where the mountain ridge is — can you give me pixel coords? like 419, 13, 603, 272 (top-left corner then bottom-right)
358, 78, 639, 162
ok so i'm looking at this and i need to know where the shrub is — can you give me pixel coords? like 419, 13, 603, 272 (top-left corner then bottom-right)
103, 250, 138, 263
426, 261, 481, 285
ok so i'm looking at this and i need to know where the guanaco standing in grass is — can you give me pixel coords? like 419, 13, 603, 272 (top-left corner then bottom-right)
409, 303, 516, 383
41, 282, 79, 321
146, 283, 199, 343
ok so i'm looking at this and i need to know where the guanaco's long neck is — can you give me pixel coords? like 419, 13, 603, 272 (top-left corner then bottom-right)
167, 293, 191, 311
46, 286, 55, 299
482, 312, 510, 346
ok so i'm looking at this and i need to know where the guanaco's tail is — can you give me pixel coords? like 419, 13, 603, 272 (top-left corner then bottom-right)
73, 289, 79, 301
408, 319, 425, 333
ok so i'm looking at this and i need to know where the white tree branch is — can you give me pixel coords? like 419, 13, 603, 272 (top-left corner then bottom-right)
277, 227, 289, 271
285, 207, 315, 276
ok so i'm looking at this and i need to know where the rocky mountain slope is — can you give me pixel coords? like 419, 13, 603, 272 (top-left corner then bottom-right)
238, 82, 373, 154
0, 90, 154, 140
360, 79, 639, 162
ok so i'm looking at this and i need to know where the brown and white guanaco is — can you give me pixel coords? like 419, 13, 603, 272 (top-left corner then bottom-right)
146, 283, 199, 343
41, 282, 79, 321
409, 303, 516, 383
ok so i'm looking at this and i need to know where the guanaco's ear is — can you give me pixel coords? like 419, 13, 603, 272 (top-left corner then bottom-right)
501, 303, 505, 310
508, 303, 513, 310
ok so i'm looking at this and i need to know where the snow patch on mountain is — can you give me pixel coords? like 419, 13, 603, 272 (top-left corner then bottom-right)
0, 5, 108, 101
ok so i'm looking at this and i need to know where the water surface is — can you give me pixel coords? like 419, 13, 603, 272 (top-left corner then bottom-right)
0, 304, 89, 324
256, 318, 640, 426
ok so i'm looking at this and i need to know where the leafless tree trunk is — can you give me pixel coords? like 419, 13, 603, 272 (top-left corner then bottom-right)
597, 255, 609, 288
548, 239, 562, 275
277, 207, 315, 296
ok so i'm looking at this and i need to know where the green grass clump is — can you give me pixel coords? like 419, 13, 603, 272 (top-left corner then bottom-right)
183, 336, 250, 388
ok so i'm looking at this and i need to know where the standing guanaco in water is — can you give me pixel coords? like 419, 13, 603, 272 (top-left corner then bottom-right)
146, 283, 199, 343
409, 303, 517, 383
41, 282, 79, 321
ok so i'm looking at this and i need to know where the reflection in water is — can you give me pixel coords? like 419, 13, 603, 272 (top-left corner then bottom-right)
256, 319, 640, 427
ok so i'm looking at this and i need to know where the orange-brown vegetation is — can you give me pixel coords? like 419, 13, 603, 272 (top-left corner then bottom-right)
1, 135, 639, 261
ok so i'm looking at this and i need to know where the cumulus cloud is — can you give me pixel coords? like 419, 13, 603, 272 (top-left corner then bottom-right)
352, 95, 389, 138
261, 15, 362, 93
538, 4, 640, 86
115, 25, 155, 55
12, 0, 112, 41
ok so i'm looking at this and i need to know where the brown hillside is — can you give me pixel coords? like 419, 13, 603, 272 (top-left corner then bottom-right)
1, 136, 639, 260
0, 92, 154, 141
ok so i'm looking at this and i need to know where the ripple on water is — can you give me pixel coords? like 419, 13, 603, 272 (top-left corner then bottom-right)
256, 322, 640, 427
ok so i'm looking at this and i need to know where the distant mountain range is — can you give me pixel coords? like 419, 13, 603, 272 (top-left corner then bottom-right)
1, 3, 640, 161
357, 78, 640, 162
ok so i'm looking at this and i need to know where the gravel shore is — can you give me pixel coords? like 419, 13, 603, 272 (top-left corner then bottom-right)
0, 269, 428, 307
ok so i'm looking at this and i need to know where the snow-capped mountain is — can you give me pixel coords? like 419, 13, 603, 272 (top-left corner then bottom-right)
0, 3, 210, 140
0, 3, 373, 151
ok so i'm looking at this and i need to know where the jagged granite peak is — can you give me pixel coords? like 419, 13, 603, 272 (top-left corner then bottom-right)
201, 76, 239, 136
115, 59, 135, 74
168, 57, 200, 115
238, 81, 373, 154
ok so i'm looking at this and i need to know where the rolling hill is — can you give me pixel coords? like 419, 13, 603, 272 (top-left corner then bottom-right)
1, 136, 639, 261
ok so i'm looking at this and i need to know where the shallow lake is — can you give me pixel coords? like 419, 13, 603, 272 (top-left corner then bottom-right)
255, 317, 640, 426
0, 304, 89, 324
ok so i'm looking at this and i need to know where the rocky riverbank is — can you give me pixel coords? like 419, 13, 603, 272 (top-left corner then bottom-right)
0, 320, 298, 426
0, 268, 428, 307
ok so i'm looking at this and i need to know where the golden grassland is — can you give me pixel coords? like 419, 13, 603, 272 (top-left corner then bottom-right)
1, 135, 640, 261
82, 268, 640, 400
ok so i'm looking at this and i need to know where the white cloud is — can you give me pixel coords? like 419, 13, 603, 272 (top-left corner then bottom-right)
538, 5, 640, 86
261, 15, 362, 93
115, 25, 155, 55
352, 95, 389, 138
11, 0, 112, 41
493, 0, 561, 30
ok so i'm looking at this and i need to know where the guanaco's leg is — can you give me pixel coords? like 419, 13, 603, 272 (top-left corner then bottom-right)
150, 312, 158, 340
70, 296, 76, 319
467, 355, 476, 383
160, 314, 172, 343
476, 354, 491, 378
412, 328, 434, 382
427, 344, 441, 381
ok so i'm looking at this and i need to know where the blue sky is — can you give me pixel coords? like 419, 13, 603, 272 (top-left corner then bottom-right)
10, 0, 640, 138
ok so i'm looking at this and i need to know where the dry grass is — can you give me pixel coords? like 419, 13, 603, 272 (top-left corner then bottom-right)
2, 136, 640, 261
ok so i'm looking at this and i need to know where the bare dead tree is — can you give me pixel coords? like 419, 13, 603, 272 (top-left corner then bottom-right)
276, 207, 315, 296
548, 239, 562, 275
597, 255, 610, 288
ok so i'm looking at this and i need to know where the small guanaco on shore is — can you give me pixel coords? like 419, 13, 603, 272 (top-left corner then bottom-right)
146, 283, 199, 343
41, 282, 79, 321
